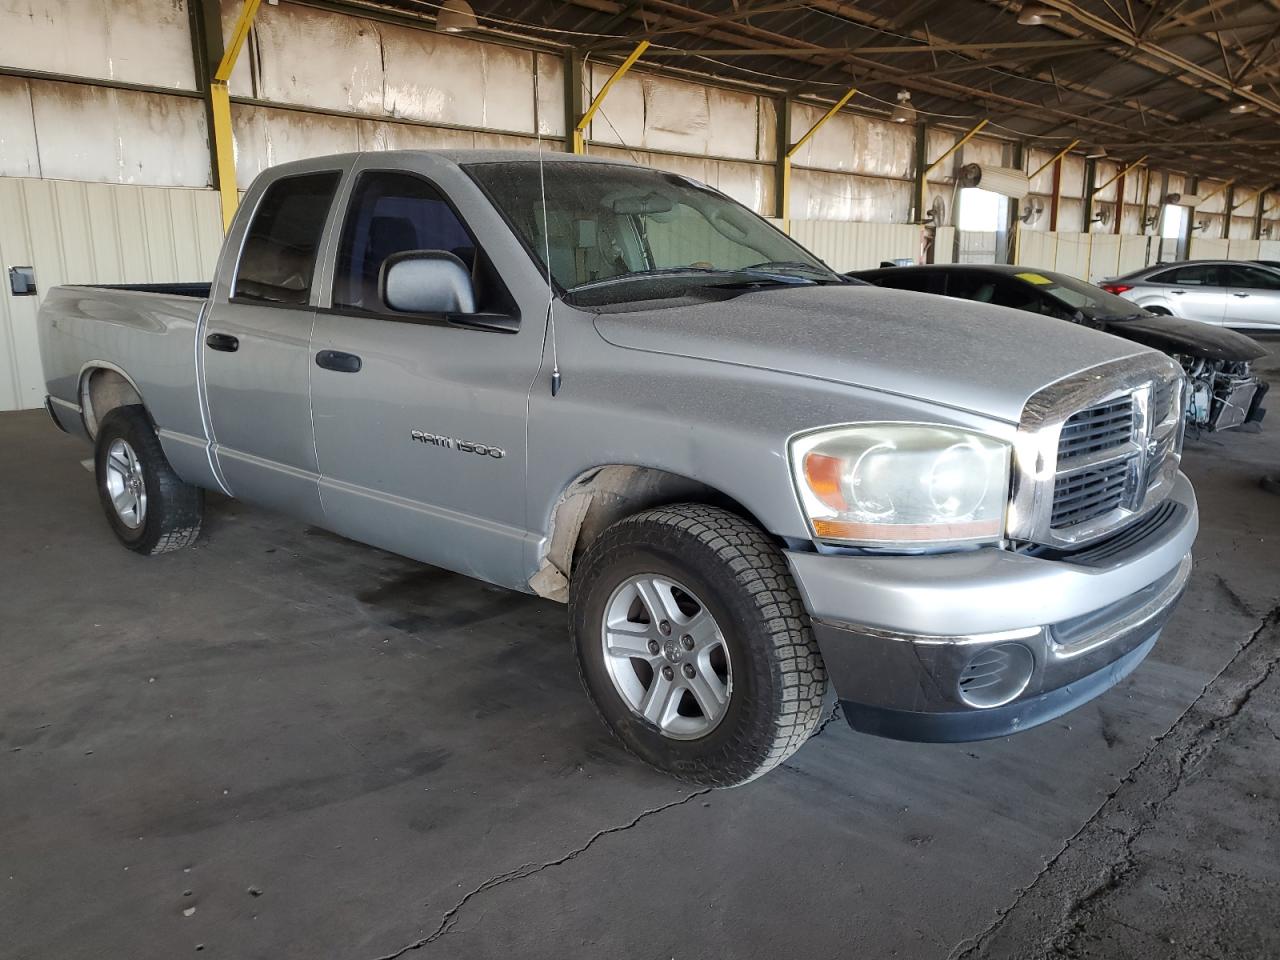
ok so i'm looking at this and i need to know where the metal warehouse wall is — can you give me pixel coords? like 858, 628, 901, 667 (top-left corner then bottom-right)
0, 179, 221, 411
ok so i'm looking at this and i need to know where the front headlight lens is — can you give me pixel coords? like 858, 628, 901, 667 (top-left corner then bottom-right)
790, 424, 1011, 547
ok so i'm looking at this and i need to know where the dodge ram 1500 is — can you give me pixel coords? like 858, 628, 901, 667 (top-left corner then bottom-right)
40, 150, 1197, 785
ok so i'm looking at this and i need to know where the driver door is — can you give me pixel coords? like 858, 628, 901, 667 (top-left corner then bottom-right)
1224, 263, 1280, 329
308, 158, 542, 589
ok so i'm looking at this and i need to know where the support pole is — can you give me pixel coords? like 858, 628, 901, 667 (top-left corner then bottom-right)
1049, 153, 1063, 232
778, 87, 858, 220
563, 49, 584, 154
1252, 187, 1267, 240
774, 96, 792, 220
1222, 184, 1235, 240
911, 119, 927, 225
211, 0, 262, 230
573, 40, 649, 154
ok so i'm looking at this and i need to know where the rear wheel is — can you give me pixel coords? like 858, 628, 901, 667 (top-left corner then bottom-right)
1146, 306, 1172, 315
570, 504, 827, 786
94, 406, 203, 555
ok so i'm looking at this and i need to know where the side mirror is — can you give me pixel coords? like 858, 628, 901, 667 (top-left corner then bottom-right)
381, 250, 476, 315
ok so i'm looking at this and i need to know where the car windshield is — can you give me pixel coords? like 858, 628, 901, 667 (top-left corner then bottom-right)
1015, 269, 1142, 316
465, 160, 840, 304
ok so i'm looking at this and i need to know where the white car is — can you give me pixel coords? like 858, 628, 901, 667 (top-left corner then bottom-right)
1101, 260, 1280, 331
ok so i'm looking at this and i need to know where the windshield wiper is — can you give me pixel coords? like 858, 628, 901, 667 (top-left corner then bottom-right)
745, 260, 844, 282
566, 265, 815, 294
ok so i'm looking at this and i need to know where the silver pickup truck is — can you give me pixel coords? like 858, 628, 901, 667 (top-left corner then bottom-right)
40, 150, 1198, 786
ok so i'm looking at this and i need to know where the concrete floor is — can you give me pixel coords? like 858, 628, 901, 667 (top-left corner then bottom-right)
3, 346, 1278, 960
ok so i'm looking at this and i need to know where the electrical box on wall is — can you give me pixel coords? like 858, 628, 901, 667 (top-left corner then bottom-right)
9, 266, 36, 296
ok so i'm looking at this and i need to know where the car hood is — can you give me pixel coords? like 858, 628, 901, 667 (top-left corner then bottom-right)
589, 285, 1148, 424
1091, 312, 1265, 362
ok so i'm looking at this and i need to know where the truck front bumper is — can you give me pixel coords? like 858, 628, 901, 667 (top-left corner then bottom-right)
785, 472, 1198, 742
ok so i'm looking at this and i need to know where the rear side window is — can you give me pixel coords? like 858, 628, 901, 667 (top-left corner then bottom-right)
234, 171, 342, 305
1150, 264, 1220, 286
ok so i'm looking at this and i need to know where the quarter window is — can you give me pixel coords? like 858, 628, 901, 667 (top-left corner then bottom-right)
334, 172, 476, 313
234, 171, 341, 305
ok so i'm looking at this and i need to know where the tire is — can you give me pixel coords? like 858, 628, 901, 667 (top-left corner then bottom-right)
94, 405, 203, 555
569, 503, 827, 786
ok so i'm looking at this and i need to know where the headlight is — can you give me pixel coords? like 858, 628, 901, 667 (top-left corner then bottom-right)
789, 424, 1012, 548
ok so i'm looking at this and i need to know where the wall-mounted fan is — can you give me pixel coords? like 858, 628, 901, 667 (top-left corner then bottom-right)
1091, 204, 1113, 227
1019, 199, 1045, 224
924, 195, 947, 226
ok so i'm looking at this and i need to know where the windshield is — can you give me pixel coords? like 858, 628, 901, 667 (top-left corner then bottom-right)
1015, 269, 1142, 316
465, 160, 839, 302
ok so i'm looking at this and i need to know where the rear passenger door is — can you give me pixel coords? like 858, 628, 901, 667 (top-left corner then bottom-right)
204, 166, 346, 525
308, 157, 544, 590
1147, 264, 1226, 324
1223, 264, 1280, 329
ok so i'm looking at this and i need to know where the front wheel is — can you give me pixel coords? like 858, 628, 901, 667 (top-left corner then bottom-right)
569, 504, 827, 786
94, 406, 203, 555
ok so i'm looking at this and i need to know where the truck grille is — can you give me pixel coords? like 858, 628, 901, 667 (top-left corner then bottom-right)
1052, 460, 1132, 527
1013, 355, 1184, 549
1056, 397, 1134, 466
1051, 396, 1141, 530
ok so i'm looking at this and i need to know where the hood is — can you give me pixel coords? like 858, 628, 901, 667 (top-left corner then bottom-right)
590, 286, 1148, 424
1093, 312, 1266, 363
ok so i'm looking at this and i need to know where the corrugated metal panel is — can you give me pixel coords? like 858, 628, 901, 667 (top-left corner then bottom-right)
788, 104, 913, 178
587, 67, 769, 162
0, 178, 221, 411
1118, 235, 1154, 275
933, 227, 956, 264
1260, 239, 1280, 259
1087, 235, 1121, 282
0, 0, 197, 90
790, 169, 910, 223
0, 77, 40, 178
10, 79, 210, 187
1189, 237, 1229, 259
1227, 239, 1261, 259
786, 221, 922, 271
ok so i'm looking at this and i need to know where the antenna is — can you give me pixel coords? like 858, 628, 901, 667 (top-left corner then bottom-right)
532, 68, 561, 397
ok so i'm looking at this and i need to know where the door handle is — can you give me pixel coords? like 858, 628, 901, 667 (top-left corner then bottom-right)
316, 349, 362, 373
1170, 289, 1186, 295
206, 332, 239, 352
1232, 292, 1250, 298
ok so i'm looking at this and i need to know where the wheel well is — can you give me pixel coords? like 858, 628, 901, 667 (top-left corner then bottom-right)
529, 465, 767, 603
81, 368, 144, 439
1146, 306, 1172, 315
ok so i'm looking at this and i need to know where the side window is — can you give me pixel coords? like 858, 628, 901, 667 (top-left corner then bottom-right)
870, 271, 936, 293
1227, 264, 1280, 290
234, 171, 341, 305
987, 278, 1044, 312
334, 171, 476, 313
1151, 264, 1220, 286
945, 272, 999, 303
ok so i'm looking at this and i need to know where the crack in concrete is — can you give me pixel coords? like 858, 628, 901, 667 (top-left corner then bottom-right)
369, 788, 712, 959
808, 701, 844, 740
948, 603, 1280, 960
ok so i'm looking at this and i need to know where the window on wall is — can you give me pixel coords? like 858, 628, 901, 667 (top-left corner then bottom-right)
1160, 204, 1187, 239
234, 171, 342, 305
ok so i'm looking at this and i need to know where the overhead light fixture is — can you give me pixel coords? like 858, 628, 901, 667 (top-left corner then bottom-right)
890, 91, 917, 124
436, 0, 478, 32
1085, 145, 1108, 158
1229, 101, 1257, 114
1017, 3, 1062, 25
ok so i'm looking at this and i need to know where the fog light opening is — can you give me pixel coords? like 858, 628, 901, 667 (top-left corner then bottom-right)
957, 642, 1035, 708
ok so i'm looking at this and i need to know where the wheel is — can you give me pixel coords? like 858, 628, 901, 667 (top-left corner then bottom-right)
1146, 306, 1172, 315
94, 405, 203, 555
569, 503, 827, 786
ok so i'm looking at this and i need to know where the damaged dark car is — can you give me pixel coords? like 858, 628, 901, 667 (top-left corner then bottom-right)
850, 263, 1268, 432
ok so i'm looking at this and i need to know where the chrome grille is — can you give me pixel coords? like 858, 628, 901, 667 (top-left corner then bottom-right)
1056, 397, 1134, 466
1051, 460, 1132, 527
1012, 354, 1185, 550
